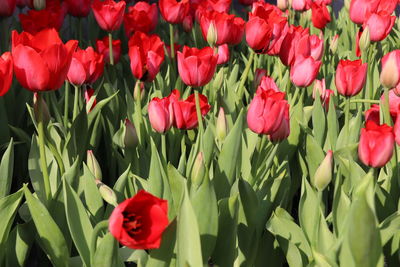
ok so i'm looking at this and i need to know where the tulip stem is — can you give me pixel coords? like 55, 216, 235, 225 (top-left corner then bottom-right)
37, 93, 52, 205
382, 87, 391, 125
90, 220, 109, 265
194, 90, 204, 134
344, 97, 350, 141
64, 81, 70, 127
237, 50, 255, 100
108, 33, 114, 66
73, 85, 80, 121
161, 134, 167, 162
169, 24, 176, 85
135, 80, 143, 145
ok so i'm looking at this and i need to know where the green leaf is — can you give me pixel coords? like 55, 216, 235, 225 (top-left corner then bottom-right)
305, 134, 325, 182
312, 94, 326, 146
23, 187, 69, 267
28, 136, 46, 203
326, 98, 339, 149
146, 221, 177, 267
166, 164, 186, 217
87, 90, 119, 127
82, 164, 104, 223
380, 212, 400, 246
0, 138, 14, 197
5, 223, 34, 267
63, 180, 94, 267
92, 232, 120, 267
113, 165, 131, 203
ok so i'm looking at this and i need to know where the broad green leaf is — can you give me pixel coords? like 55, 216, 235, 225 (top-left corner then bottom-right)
5, 223, 34, 267
82, 164, 104, 223
146, 221, 177, 267
380, 212, 400, 246
312, 94, 326, 146
305, 134, 325, 182
0, 138, 14, 197
28, 136, 46, 203
93, 232, 120, 267
166, 164, 186, 216
326, 98, 339, 149
113, 165, 131, 203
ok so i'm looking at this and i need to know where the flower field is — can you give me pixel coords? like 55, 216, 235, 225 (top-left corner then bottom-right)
1, 0, 400, 266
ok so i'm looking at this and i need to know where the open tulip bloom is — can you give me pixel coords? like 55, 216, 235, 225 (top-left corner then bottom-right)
4, 0, 400, 266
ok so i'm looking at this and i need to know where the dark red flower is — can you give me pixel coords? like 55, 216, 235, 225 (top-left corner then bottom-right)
0, 0, 16, 17
109, 190, 169, 249
0, 52, 13, 97
67, 47, 104, 86
92, 0, 126, 32
311, 2, 331, 29
124, 2, 158, 36
95, 36, 121, 64
159, 0, 190, 24
65, 0, 91, 17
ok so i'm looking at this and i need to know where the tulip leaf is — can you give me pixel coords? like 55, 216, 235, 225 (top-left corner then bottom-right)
327, 98, 339, 149
113, 165, 131, 203
82, 164, 104, 224
147, 220, 177, 267
166, 164, 186, 216
0, 138, 14, 197
87, 90, 119, 127
23, 187, 69, 266
305, 134, 325, 182
312, 94, 326, 146
93, 232, 120, 267
28, 136, 47, 203
5, 223, 34, 267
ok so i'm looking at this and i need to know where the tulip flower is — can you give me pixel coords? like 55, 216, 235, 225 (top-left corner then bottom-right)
279, 25, 310, 66
291, 0, 312, 11
11, 29, 78, 92
183, 15, 194, 32
148, 94, 174, 133
269, 106, 290, 141
159, 0, 190, 24
109, 190, 169, 249
192, 0, 231, 20
0, 0, 16, 16
277, 0, 288, 10
349, 0, 380, 24
313, 79, 334, 110
199, 10, 245, 46
329, 34, 339, 54
67, 47, 104, 86
254, 68, 267, 88
365, 89, 400, 123
65, 0, 91, 17
247, 88, 289, 136
217, 44, 229, 65
310, 33, 324, 61
171, 90, 211, 130
380, 50, 400, 89
124, 2, 158, 36
95, 36, 121, 64
92, 0, 126, 32
177, 46, 218, 87
0, 52, 13, 97
335, 59, 367, 96
258, 76, 280, 92
128, 31, 165, 82
394, 115, 400, 146
363, 11, 395, 42
311, 2, 331, 30
290, 55, 321, 87
358, 120, 394, 168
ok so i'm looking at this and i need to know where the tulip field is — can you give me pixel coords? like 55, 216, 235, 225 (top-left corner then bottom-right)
2, 0, 400, 266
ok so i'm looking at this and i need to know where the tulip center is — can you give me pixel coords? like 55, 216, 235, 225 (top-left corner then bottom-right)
123, 212, 143, 237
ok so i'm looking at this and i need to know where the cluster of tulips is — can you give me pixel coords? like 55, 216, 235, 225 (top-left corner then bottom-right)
2, 0, 400, 266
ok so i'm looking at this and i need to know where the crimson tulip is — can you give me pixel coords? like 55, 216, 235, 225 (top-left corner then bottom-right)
380, 50, 400, 89
279, 25, 310, 66
177, 46, 218, 87
358, 120, 394, 168
11, 29, 78, 92
128, 32, 164, 82
270, 107, 290, 141
65, 0, 91, 17
0, 0, 16, 17
67, 47, 104, 86
192, 0, 231, 20
335, 59, 367, 96
0, 52, 13, 97
199, 10, 245, 46
159, 0, 190, 24
363, 11, 395, 42
109, 190, 169, 249
247, 88, 289, 136
171, 90, 211, 130
124, 2, 158, 36
311, 2, 331, 30
95, 36, 121, 64
92, 0, 126, 32
148, 93, 174, 133
290, 55, 321, 87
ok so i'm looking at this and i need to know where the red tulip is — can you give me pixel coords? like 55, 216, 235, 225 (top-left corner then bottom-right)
0, 0, 16, 17
247, 88, 289, 136
365, 89, 400, 123
258, 75, 280, 92
191, 0, 231, 20
19, 0, 66, 34
380, 50, 400, 89
92, 0, 126, 32
217, 44, 229, 65
290, 55, 321, 87
311, 2, 331, 30
182, 14, 194, 32
279, 25, 310, 66
0, 52, 13, 97
159, 0, 190, 24
148, 93, 174, 133
269, 106, 290, 141
84, 87, 97, 112
67, 47, 104, 86
358, 120, 394, 168
11, 29, 78, 92
177, 46, 218, 87
291, 0, 312, 11
349, 0, 380, 24
239, 0, 257, 5
394, 115, 400, 145
245, 2, 287, 54
335, 59, 367, 96
310, 33, 324, 61
363, 11, 395, 42
16, 0, 32, 8
128, 31, 165, 82
65, 0, 91, 17
124, 2, 158, 36
199, 10, 245, 46
313, 79, 334, 109
253, 68, 267, 88
95, 36, 121, 64
109, 190, 169, 249
171, 90, 211, 130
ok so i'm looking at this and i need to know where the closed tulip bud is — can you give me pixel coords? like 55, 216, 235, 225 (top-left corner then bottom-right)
216, 107, 227, 141
206, 21, 218, 48
33, 93, 50, 125
33, 0, 45, 10
87, 150, 102, 180
277, 0, 288, 10
133, 81, 145, 101
313, 150, 333, 191
335, 59, 368, 96
96, 180, 118, 206
329, 34, 339, 54
191, 152, 206, 189
124, 119, 138, 149
380, 50, 400, 89
359, 26, 370, 53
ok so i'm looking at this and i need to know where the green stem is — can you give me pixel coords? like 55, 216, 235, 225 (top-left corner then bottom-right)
382, 87, 391, 125
37, 93, 51, 204
90, 220, 109, 264
64, 81, 70, 127
161, 134, 167, 162
135, 80, 143, 145
350, 99, 380, 104
237, 50, 255, 99
169, 24, 176, 85
73, 85, 80, 120
108, 33, 114, 66
344, 97, 350, 142
194, 90, 204, 134
289, 86, 300, 106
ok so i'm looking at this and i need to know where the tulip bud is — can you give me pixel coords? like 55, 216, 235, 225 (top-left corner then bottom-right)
344, 0, 350, 10
191, 152, 206, 189
133, 81, 145, 101
124, 119, 138, 149
87, 150, 102, 180
329, 34, 339, 54
277, 0, 288, 10
359, 27, 370, 53
33, 93, 50, 125
33, 0, 45, 10
96, 180, 118, 206
216, 107, 227, 141
312, 150, 333, 191
380, 50, 400, 89
207, 21, 218, 48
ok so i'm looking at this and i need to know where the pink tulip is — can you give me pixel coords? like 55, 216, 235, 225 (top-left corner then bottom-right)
290, 55, 321, 87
